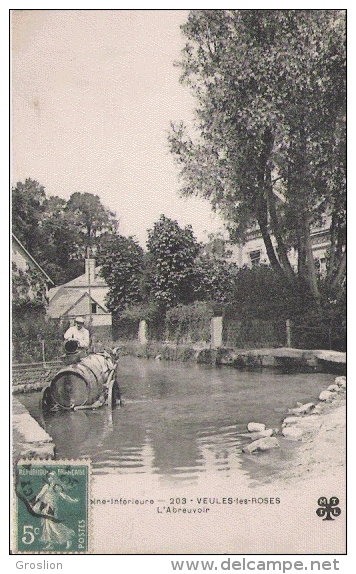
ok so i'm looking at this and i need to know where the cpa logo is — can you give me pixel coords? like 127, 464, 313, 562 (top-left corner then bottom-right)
316, 497, 341, 521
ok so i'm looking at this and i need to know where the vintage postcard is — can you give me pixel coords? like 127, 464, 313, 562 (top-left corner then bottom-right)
11, 8, 346, 560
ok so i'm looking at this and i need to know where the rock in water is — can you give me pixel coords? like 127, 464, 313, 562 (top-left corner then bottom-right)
243, 437, 280, 454
282, 416, 300, 426
319, 390, 333, 401
248, 429, 274, 441
247, 422, 266, 433
335, 376, 346, 389
288, 402, 315, 415
282, 427, 303, 441
327, 384, 340, 392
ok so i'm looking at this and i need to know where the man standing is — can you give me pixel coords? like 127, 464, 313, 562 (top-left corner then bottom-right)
64, 317, 90, 351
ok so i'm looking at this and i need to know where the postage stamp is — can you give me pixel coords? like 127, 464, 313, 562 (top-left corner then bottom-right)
14, 460, 90, 554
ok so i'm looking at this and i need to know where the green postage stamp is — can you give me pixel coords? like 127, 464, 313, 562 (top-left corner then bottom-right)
14, 460, 90, 554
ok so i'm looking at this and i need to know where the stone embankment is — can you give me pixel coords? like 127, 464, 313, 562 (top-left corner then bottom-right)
216, 347, 345, 374
13, 397, 54, 460
241, 375, 346, 464
117, 341, 346, 374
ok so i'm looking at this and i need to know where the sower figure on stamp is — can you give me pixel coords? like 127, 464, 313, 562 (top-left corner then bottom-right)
63, 316, 90, 364
32, 472, 79, 550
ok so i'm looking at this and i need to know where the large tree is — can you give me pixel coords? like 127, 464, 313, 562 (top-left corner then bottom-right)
12, 182, 120, 284
146, 214, 200, 309
65, 192, 118, 250
12, 179, 46, 253
37, 196, 85, 283
193, 253, 237, 305
169, 9, 346, 303
97, 234, 144, 313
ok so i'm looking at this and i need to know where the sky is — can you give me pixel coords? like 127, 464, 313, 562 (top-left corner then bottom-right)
11, 9, 224, 247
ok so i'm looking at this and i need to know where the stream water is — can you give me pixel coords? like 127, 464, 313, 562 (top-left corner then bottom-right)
19, 356, 335, 485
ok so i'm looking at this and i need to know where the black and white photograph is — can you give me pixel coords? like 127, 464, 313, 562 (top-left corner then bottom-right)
10, 8, 346, 561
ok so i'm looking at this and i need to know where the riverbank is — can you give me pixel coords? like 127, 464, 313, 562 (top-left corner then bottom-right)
116, 340, 346, 374
12, 344, 345, 396
246, 376, 346, 488
276, 390, 346, 486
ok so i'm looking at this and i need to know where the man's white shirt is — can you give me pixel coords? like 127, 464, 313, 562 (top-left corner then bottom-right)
64, 326, 90, 348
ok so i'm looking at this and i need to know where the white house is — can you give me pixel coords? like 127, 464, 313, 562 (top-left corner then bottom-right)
47, 258, 112, 339
229, 223, 330, 276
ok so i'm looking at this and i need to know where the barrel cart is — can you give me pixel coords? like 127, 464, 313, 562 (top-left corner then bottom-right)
41, 343, 121, 412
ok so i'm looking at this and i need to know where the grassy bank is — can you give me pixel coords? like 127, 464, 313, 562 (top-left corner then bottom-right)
114, 340, 207, 362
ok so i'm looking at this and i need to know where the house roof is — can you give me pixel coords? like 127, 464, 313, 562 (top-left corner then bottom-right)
63, 266, 107, 288
12, 233, 54, 285
48, 285, 62, 302
47, 262, 110, 318
47, 289, 82, 318
64, 291, 107, 316
48, 287, 108, 318
88, 288, 109, 310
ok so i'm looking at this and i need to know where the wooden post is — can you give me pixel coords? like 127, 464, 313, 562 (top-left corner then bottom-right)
86, 247, 93, 351
211, 317, 223, 349
138, 320, 148, 345
286, 319, 292, 348
41, 339, 47, 368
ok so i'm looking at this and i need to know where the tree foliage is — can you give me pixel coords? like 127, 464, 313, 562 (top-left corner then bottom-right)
193, 254, 236, 304
97, 234, 144, 313
12, 262, 48, 311
226, 265, 311, 321
165, 301, 213, 343
12, 179, 46, 254
146, 215, 200, 308
12, 180, 119, 284
169, 9, 346, 302
65, 192, 118, 246
35, 195, 85, 283
99, 214, 239, 317
12, 307, 63, 363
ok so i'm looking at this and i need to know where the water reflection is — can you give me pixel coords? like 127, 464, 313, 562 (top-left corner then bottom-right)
20, 356, 335, 484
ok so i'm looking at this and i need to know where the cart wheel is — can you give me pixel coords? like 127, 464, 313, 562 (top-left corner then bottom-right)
41, 386, 53, 411
112, 380, 122, 406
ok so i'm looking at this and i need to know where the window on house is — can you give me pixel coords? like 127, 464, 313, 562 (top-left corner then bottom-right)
91, 302, 97, 314
249, 250, 261, 267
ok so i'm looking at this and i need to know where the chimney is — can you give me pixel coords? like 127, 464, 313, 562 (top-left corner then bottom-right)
85, 258, 96, 284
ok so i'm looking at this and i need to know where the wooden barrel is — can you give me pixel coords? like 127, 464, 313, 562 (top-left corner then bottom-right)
49, 354, 113, 408
64, 339, 80, 354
